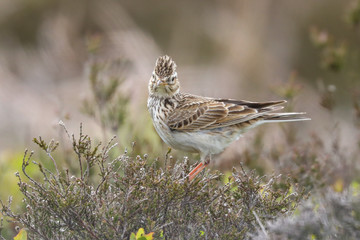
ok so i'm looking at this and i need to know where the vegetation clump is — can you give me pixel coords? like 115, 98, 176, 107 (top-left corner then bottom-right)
1, 125, 304, 240
254, 186, 360, 240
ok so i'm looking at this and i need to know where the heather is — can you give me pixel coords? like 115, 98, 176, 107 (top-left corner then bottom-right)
1, 1, 360, 239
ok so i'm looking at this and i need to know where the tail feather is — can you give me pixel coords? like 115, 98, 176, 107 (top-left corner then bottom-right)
259, 105, 285, 113
264, 112, 311, 123
219, 99, 286, 109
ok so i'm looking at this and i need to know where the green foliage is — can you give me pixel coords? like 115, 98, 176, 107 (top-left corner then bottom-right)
0, 126, 304, 239
13, 229, 27, 240
129, 228, 153, 240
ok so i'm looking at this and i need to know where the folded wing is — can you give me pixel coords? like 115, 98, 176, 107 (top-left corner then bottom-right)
167, 94, 295, 131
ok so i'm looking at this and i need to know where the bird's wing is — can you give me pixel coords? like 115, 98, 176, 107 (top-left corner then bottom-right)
167, 94, 286, 131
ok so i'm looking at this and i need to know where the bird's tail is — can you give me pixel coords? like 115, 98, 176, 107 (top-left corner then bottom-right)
263, 112, 311, 123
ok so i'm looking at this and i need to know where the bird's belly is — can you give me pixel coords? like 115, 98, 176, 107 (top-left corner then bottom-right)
152, 121, 197, 152
169, 129, 241, 155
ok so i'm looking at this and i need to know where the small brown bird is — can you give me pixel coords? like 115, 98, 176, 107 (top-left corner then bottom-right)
147, 55, 310, 181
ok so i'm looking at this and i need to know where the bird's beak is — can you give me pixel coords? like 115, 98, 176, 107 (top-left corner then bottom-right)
156, 80, 167, 87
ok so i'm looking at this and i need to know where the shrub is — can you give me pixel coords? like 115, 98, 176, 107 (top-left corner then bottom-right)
253, 184, 360, 240
1, 124, 304, 239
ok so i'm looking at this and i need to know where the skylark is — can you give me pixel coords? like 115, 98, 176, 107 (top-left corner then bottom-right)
147, 55, 310, 181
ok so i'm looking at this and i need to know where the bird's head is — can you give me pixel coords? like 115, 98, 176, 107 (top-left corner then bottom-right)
148, 55, 180, 97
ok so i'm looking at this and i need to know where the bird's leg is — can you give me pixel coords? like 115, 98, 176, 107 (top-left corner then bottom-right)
188, 163, 205, 181
188, 155, 210, 181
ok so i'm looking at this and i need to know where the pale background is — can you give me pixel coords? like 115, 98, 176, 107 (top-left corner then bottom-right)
0, 0, 358, 162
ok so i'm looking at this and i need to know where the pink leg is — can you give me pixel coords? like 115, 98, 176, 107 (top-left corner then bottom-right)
188, 156, 210, 181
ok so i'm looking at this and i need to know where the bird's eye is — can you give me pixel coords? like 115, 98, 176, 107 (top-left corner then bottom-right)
169, 76, 175, 84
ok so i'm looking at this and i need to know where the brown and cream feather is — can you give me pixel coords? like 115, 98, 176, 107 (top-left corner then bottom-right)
147, 55, 310, 163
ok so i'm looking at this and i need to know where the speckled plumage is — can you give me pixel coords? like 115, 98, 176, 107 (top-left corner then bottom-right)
147, 55, 310, 165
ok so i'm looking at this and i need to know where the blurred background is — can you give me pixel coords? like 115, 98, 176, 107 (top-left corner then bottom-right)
1, 0, 360, 235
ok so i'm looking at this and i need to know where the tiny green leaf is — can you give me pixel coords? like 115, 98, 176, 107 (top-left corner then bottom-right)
14, 228, 27, 240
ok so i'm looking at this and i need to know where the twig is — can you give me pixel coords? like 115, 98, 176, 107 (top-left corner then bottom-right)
252, 209, 268, 238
